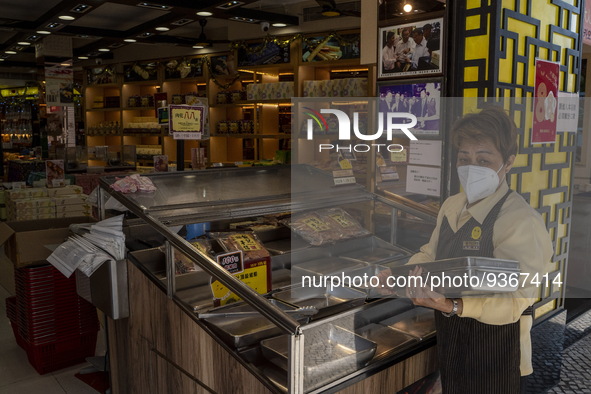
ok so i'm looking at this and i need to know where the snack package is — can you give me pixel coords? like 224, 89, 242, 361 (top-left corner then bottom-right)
282, 211, 341, 246
317, 208, 370, 239
158, 238, 213, 276
211, 232, 270, 262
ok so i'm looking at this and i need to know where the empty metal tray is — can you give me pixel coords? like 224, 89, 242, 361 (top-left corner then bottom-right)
272, 286, 366, 320
357, 323, 417, 360
379, 307, 436, 340
200, 299, 309, 349
260, 324, 377, 391
333, 235, 411, 264
291, 257, 369, 282
388, 256, 520, 297
354, 298, 414, 328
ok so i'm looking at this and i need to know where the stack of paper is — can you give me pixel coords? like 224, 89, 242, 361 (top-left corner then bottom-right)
48, 215, 126, 278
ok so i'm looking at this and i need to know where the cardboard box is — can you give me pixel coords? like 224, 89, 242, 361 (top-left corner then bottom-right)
52, 194, 89, 206
46, 185, 83, 197
0, 217, 95, 268
55, 204, 92, 214
0, 251, 15, 295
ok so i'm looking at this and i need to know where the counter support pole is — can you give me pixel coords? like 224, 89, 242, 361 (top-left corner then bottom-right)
390, 207, 398, 245
288, 331, 304, 394
165, 241, 176, 298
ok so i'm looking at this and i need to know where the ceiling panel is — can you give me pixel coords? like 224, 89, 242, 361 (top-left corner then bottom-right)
0, 0, 62, 21
70, 3, 170, 31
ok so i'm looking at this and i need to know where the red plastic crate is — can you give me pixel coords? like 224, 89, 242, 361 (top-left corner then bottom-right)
24, 330, 98, 374
5, 296, 16, 322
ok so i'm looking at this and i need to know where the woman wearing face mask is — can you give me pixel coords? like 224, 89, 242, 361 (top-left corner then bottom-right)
400, 106, 554, 393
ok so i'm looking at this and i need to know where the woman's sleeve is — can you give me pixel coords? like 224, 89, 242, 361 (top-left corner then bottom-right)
460, 212, 554, 324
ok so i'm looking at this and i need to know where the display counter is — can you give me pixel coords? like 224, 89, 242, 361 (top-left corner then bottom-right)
98, 165, 439, 393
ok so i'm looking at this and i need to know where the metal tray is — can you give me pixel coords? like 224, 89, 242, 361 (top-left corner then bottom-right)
357, 323, 417, 360
291, 257, 369, 281
272, 286, 367, 320
379, 307, 436, 340
389, 256, 520, 297
336, 236, 411, 264
200, 299, 310, 349
354, 298, 414, 328
260, 324, 376, 391
271, 268, 292, 290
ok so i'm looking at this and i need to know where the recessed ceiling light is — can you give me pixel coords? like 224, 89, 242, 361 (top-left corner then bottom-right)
124, 38, 137, 43
46, 22, 62, 29
5, 51, 17, 55
216, 1, 243, 10
196, 11, 213, 16
229, 16, 259, 23
155, 26, 170, 31
137, 2, 172, 10
71, 4, 91, 13
60, 63, 71, 66
98, 48, 110, 52
37, 30, 51, 34
193, 45, 205, 49
172, 18, 193, 26
272, 23, 287, 27
0, 59, 4, 62
78, 56, 89, 59
17, 42, 31, 45
137, 32, 153, 38
403, 2, 413, 12
59, 15, 76, 20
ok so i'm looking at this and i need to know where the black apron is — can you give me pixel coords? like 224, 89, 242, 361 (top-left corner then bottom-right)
434, 190, 521, 394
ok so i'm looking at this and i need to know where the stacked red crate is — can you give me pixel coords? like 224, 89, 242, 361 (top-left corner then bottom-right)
9, 264, 99, 374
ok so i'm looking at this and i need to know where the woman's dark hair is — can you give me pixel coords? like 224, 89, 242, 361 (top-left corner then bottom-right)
452, 106, 518, 163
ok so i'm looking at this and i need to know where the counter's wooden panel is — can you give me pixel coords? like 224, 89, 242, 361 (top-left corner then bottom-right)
125, 261, 273, 394
337, 347, 438, 394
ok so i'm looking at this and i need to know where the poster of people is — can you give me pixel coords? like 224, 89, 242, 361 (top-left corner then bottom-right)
378, 17, 444, 78
378, 80, 442, 137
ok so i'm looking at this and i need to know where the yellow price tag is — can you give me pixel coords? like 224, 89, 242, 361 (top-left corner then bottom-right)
303, 216, 330, 232
329, 213, 353, 228
230, 234, 261, 251
339, 159, 352, 170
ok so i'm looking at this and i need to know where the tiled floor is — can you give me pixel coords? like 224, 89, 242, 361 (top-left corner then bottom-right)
0, 285, 101, 394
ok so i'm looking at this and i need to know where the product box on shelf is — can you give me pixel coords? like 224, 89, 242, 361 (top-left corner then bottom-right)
0, 217, 95, 268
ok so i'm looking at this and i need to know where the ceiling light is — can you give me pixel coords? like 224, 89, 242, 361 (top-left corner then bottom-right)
229, 16, 259, 23
78, 56, 89, 59
60, 63, 71, 66
98, 48, 110, 52
46, 22, 62, 29
321, 10, 341, 17
137, 2, 172, 10
58, 15, 76, 20
124, 38, 137, 43
403, 2, 413, 12
172, 18, 193, 26
137, 32, 153, 38
272, 23, 287, 27
17, 42, 31, 45
216, 1, 243, 10
26, 35, 40, 41
196, 11, 213, 16
71, 4, 91, 13
0, 59, 4, 62
193, 45, 205, 49
155, 26, 170, 31
5, 51, 17, 55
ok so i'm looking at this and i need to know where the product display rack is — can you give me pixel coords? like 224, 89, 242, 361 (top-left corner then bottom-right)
98, 165, 438, 393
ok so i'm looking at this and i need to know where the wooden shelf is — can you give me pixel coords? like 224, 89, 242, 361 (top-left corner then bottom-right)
86, 107, 123, 112
123, 107, 156, 111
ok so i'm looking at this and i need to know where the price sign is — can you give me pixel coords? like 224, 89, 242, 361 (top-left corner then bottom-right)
229, 234, 261, 251
169, 104, 206, 140
303, 216, 330, 232
216, 250, 244, 274
334, 176, 356, 186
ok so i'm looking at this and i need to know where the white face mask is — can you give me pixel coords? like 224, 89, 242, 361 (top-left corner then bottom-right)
457, 164, 505, 204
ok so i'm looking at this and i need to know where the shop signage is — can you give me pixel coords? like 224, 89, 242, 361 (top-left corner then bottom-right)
532, 59, 559, 144
216, 251, 244, 274
406, 165, 441, 197
45, 65, 74, 107
169, 104, 205, 140
584, 0, 591, 46
556, 92, 579, 132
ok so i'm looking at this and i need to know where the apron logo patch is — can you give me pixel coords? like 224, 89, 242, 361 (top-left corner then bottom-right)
463, 240, 480, 250
471, 226, 482, 240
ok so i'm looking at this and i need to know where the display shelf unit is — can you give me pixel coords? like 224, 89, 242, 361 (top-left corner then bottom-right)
84, 31, 365, 168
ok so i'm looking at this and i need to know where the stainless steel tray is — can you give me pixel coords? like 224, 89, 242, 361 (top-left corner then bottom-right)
291, 257, 369, 280
272, 286, 366, 320
357, 323, 417, 360
260, 324, 377, 391
200, 299, 309, 349
379, 307, 436, 340
389, 256, 520, 296
354, 298, 414, 328
336, 236, 411, 264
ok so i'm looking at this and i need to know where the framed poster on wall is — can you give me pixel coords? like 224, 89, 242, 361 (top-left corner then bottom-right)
377, 79, 442, 138
378, 17, 444, 79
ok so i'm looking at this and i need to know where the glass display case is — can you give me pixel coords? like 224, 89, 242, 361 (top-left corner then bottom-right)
98, 165, 437, 393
